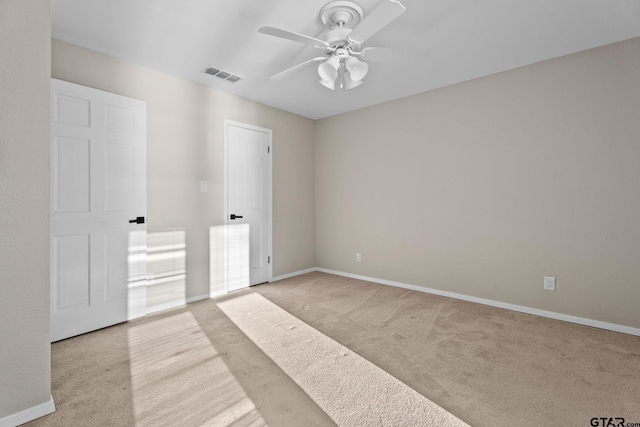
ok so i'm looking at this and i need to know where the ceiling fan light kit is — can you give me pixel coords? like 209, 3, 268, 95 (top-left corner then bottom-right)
258, 0, 428, 91
318, 55, 340, 81
319, 78, 336, 90
345, 56, 368, 81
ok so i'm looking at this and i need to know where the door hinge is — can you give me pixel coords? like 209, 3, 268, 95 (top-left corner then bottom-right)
267, 146, 270, 154
268, 256, 271, 263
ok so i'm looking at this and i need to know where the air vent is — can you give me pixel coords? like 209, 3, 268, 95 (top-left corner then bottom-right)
203, 66, 243, 83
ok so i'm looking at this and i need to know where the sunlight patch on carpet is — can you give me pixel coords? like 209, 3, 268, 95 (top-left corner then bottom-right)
218, 293, 469, 426
128, 311, 266, 426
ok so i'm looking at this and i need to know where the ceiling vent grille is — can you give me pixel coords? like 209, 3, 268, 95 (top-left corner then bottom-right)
203, 66, 243, 83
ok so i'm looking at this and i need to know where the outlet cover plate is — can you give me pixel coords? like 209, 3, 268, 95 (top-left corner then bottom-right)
544, 276, 556, 291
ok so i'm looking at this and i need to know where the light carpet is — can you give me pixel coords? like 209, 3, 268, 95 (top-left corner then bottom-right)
25, 272, 640, 426
218, 293, 468, 426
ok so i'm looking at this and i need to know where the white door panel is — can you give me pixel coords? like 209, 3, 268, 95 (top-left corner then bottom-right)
51, 79, 146, 342
225, 121, 272, 290
53, 234, 90, 310
54, 137, 91, 212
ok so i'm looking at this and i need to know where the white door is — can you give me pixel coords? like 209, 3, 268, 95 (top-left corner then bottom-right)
225, 121, 272, 291
50, 79, 147, 342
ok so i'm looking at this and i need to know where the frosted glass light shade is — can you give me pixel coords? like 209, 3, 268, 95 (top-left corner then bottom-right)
319, 78, 336, 90
318, 56, 339, 82
344, 78, 362, 90
346, 56, 369, 81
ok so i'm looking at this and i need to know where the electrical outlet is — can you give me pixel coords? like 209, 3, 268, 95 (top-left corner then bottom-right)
544, 276, 556, 291
356, 253, 362, 263
200, 180, 208, 192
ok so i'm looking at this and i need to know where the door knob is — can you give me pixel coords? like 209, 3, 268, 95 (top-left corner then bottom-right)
129, 216, 145, 224
230, 214, 243, 220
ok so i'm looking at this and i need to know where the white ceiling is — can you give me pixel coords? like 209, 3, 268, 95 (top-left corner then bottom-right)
52, 0, 640, 120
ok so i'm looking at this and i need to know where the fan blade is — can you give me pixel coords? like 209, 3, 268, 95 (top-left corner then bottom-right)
259, 26, 329, 48
271, 57, 327, 81
347, 0, 406, 45
362, 47, 429, 65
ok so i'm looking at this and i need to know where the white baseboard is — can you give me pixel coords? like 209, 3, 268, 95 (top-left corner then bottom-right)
186, 294, 210, 304
0, 395, 55, 427
207, 290, 228, 299
271, 267, 318, 282
316, 268, 640, 337
146, 294, 211, 315
165, 266, 639, 336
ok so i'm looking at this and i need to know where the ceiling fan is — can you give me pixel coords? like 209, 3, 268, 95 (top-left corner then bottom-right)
259, 0, 428, 90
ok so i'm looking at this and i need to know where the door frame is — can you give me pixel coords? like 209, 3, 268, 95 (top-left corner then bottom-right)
223, 119, 273, 292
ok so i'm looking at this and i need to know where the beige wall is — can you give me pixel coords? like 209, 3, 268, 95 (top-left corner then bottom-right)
0, 0, 52, 419
52, 40, 316, 299
315, 37, 640, 329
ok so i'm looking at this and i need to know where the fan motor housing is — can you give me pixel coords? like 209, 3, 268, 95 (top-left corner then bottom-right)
324, 28, 352, 47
